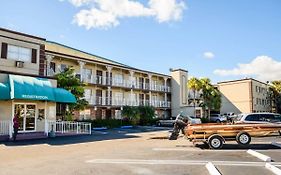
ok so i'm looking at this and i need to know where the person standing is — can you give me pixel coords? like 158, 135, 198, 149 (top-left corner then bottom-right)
13, 114, 19, 141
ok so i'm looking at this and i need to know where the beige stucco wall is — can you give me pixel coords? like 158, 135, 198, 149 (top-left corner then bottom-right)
218, 80, 251, 114
0, 101, 12, 121
171, 69, 189, 117
218, 79, 271, 114
251, 80, 271, 112
0, 30, 43, 76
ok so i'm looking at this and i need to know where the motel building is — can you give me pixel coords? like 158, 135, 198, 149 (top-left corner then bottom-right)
0, 27, 197, 141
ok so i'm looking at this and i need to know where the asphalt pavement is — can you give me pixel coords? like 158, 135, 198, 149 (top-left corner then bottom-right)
0, 126, 281, 175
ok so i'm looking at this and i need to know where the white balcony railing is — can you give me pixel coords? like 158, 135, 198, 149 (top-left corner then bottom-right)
48, 121, 91, 135
83, 74, 171, 92
87, 96, 171, 108
0, 121, 12, 136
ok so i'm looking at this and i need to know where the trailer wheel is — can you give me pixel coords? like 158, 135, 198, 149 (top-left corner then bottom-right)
208, 135, 224, 149
236, 132, 251, 145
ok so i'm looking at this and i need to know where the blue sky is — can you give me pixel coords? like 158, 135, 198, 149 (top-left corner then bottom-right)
1, 0, 281, 83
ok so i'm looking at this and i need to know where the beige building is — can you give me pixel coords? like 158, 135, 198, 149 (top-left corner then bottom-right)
0, 27, 192, 140
217, 78, 271, 114
44, 41, 173, 120
0, 28, 76, 139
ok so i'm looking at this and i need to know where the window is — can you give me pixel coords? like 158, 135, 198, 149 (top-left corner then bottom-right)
84, 68, 92, 81
50, 62, 56, 72
114, 74, 123, 85
245, 114, 261, 121
256, 86, 258, 92
60, 64, 68, 72
274, 115, 281, 122
7, 45, 32, 62
84, 89, 92, 102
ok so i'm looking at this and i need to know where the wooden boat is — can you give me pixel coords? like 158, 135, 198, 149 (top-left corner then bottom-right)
184, 123, 281, 149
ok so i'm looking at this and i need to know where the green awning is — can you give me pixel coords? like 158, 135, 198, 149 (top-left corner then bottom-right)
53, 88, 77, 103
0, 74, 76, 103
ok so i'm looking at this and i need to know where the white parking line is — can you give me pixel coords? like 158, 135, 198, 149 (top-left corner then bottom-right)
86, 159, 281, 167
265, 163, 281, 175
272, 142, 281, 148
247, 149, 272, 162
153, 148, 281, 152
206, 162, 221, 175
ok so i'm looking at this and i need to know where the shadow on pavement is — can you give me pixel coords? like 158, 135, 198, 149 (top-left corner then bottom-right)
1, 126, 169, 147
196, 143, 281, 150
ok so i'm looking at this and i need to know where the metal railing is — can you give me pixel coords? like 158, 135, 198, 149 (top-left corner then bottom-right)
83, 74, 171, 92
48, 121, 91, 135
87, 96, 171, 108
0, 121, 11, 136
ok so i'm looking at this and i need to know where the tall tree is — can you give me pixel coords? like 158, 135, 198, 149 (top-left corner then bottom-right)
187, 77, 202, 116
188, 77, 222, 118
269, 81, 281, 113
55, 67, 88, 120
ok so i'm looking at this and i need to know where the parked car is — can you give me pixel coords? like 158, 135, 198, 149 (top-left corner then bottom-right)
234, 113, 281, 124
210, 114, 227, 123
157, 114, 202, 127
156, 117, 176, 127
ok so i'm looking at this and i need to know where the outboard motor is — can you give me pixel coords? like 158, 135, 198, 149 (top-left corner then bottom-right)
169, 112, 189, 140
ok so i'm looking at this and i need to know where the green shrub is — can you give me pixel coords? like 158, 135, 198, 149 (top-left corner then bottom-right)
201, 117, 209, 123
80, 119, 133, 129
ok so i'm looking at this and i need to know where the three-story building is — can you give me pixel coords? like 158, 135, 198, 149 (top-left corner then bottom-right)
44, 41, 172, 120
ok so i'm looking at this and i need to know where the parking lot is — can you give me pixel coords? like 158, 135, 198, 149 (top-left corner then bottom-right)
0, 127, 281, 175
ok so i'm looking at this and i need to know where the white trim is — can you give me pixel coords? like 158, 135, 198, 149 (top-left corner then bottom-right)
13, 102, 37, 133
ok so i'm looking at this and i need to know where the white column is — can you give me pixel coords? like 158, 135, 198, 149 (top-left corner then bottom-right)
129, 71, 134, 87
107, 87, 111, 105
78, 61, 85, 82
148, 74, 152, 90
44, 101, 48, 136
106, 65, 112, 85
45, 55, 54, 76
164, 77, 168, 106
148, 74, 152, 105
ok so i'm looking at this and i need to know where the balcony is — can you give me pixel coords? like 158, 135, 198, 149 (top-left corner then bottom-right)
83, 74, 171, 92
86, 96, 171, 108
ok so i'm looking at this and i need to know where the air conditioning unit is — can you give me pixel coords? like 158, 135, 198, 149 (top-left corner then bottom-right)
15, 61, 24, 68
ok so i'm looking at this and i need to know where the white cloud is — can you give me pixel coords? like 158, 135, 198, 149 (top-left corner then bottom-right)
214, 56, 281, 81
67, 0, 186, 29
69, 0, 92, 7
203, 51, 215, 59
149, 0, 186, 23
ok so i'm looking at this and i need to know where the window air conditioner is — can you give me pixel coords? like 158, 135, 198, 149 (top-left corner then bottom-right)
15, 61, 24, 68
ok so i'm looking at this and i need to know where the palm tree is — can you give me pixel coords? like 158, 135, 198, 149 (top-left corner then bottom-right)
269, 81, 281, 113
199, 78, 221, 119
188, 77, 202, 117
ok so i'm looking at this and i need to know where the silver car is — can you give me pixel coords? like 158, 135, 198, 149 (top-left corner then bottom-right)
235, 113, 281, 124
210, 114, 227, 123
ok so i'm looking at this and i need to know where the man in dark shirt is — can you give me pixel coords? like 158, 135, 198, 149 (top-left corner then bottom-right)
13, 114, 19, 141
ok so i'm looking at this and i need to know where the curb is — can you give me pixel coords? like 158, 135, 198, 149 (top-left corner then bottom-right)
92, 127, 108, 131
205, 162, 221, 175
265, 163, 281, 175
247, 149, 271, 162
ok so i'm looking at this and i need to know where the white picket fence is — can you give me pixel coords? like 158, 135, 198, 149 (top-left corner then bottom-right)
0, 121, 12, 136
48, 121, 92, 135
